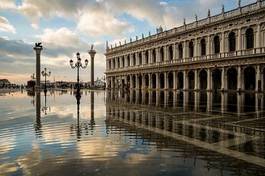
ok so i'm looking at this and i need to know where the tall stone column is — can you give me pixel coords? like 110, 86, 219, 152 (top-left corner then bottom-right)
207, 35, 211, 56
149, 73, 152, 89
164, 72, 168, 90
173, 44, 176, 60
207, 92, 212, 112
156, 73, 160, 89
207, 68, 212, 91
173, 71, 177, 90
237, 66, 242, 91
221, 32, 225, 54
221, 67, 227, 91
256, 65, 261, 92
33, 43, 43, 90
256, 23, 261, 51
183, 70, 188, 90
89, 46, 96, 87
183, 41, 187, 59
237, 28, 242, 53
194, 69, 198, 90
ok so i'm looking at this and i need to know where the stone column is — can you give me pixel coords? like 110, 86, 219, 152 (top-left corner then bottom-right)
194, 38, 198, 58
130, 54, 133, 66
256, 65, 261, 92
33, 44, 43, 90
175, 44, 179, 60
237, 66, 242, 91
173, 71, 177, 90
221, 32, 225, 54
237, 28, 242, 53
194, 69, 199, 90
164, 72, 168, 90
207, 35, 211, 56
156, 73, 160, 89
156, 48, 160, 62
183, 41, 187, 59
207, 68, 212, 91
164, 46, 168, 61
148, 50, 152, 64
207, 92, 212, 112
173, 44, 176, 60
130, 75, 133, 89
149, 73, 152, 89
89, 48, 96, 87
183, 70, 188, 90
221, 67, 227, 91
221, 92, 227, 114
256, 23, 261, 51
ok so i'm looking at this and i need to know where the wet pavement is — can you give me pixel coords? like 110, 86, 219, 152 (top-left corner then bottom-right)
0, 89, 265, 176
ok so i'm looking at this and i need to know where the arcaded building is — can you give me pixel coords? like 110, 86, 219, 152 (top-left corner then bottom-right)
105, 0, 265, 92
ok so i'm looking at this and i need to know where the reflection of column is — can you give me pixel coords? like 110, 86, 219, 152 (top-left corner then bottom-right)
207, 68, 212, 91
156, 90, 160, 106
35, 91, 42, 137
194, 91, 199, 112
164, 72, 168, 90
221, 92, 227, 113
237, 66, 242, 91
183, 91, 188, 112
194, 69, 198, 90
221, 67, 227, 91
237, 93, 243, 116
148, 73, 152, 89
164, 91, 169, 108
256, 94, 261, 118
173, 71, 177, 90
173, 91, 177, 107
207, 92, 212, 112
156, 73, 159, 89
148, 91, 152, 105
90, 91, 95, 130
183, 70, 188, 90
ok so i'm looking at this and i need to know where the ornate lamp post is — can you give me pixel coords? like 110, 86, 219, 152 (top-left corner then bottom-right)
41, 68, 51, 93
69, 52, 88, 96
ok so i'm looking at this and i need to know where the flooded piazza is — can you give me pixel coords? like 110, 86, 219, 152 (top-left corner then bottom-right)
0, 90, 265, 176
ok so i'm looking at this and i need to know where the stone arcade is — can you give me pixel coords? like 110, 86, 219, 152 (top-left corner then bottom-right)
105, 0, 265, 92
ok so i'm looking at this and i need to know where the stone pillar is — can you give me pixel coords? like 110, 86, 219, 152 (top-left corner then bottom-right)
237, 66, 242, 91
256, 65, 261, 92
194, 69, 199, 90
89, 48, 96, 87
221, 32, 225, 54
237, 28, 242, 52
183, 41, 187, 59
164, 46, 168, 61
183, 70, 188, 90
207, 68, 212, 91
156, 73, 160, 89
207, 92, 212, 112
221, 92, 227, 114
207, 35, 211, 56
175, 44, 179, 60
194, 38, 198, 58
173, 71, 177, 90
173, 44, 176, 60
149, 73, 152, 89
156, 48, 160, 62
256, 23, 261, 50
221, 67, 227, 91
148, 50, 152, 64
164, 72, 168, 90
33, 44, 43, 90
130, 75, 133, 89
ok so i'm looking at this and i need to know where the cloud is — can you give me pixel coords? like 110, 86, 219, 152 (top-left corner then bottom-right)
0, 0, 16, 9
0, 16, 16, 33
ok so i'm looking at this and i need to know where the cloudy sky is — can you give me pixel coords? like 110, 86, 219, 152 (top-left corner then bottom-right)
0, 0, 255, 84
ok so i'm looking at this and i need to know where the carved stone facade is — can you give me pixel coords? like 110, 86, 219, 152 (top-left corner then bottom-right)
105, 0, 265, 92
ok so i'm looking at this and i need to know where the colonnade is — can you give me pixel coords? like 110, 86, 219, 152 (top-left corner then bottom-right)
107, 64, 265, 92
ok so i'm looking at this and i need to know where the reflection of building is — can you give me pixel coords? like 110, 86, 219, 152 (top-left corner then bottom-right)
106, 90, 265, 170
106, 1, 265, 92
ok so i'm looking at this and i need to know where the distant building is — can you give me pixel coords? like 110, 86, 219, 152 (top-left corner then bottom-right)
0, 79, 11, 88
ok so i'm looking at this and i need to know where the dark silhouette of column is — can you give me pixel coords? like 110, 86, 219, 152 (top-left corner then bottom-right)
33, 43, 43, 90
88, 45, 96, 88
90, 91, 95, 130
34, 91, 42, 137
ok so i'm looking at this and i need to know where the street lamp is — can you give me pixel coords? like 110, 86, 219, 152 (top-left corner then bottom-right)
41, 68, 51, 93
69, 52, 88, 96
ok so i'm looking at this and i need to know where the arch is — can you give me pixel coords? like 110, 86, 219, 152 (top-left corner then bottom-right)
168, 45, 173, 61
133, 53, 136, 66
152, 74, 156, 89
188, 71, 195, 90
199, 69, 207, 90
127, 55, 130, 67
246, 28, 254, 49
228, 32, 236, 52
144, 74, 149, 88
178, 43, 183, 59
201, 38, 206, 56
145, 50, 149, 64
159, 73, 165, 89
168, 72, 174, 89
160, 47, 164, 62
244, 66, 256, 91
177, 72, 184, 89
227, 67, 237, 90
214, 35, 220, 54
139, 53, 142, 65
212, 69, 221, 90
189, 41, 194, 58
152, 49, 156, 63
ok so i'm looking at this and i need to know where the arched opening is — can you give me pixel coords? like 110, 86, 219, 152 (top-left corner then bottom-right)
228, 32, 236, 52
159, 73, 165, 89
188, 71, 195, 90
132, 75, 136, 88
138, 75, 142, 89
189, 41, 194, 58
201, 39, 206, 56
152, 74, 156, 89
246, 28, 254, 49
127, 56, 130, 67
214, 35, 220, 54
133, 53, 136, 66
227, 68, 237, 90
177, 72, 184, 89
212, 69, 221, 90
199, 70, 207, 90
145, 51, 149, 64
244, 66, 256, 91
168, 45, 173, 61
178, 44, 183, 59
139, 53, 142, 65
152, 49, 156, 63
168, 72, 174, 89
160, 47, 164, 62
145, 75, 149, 88
122, 57, 125, 68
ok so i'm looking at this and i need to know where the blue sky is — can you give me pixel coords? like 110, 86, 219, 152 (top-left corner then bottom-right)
0, 0, 256, 84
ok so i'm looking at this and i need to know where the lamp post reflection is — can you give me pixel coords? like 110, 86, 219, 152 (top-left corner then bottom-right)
41, 91, 50, 115
35, 91, 42, 137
